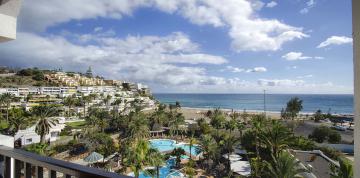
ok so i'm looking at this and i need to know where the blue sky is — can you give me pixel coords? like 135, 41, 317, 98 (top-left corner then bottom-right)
0, 0, 354, 94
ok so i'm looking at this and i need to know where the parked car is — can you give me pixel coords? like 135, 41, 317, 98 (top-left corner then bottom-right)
331, 125, 346, 131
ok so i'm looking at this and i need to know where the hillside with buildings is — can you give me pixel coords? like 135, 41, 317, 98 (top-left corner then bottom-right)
0, 66, 156, 147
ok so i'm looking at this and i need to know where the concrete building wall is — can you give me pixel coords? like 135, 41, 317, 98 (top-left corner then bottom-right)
0, 0, 21, 42
352, 0, 360, 177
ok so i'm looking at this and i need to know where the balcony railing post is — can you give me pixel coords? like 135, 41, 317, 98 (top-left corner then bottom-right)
36, 166, 43, 178
49, 170, 56, 178
3, 156, 10, 178
0, 145, 131, 178
14, 159, 22, 178
24, 162, 31, 178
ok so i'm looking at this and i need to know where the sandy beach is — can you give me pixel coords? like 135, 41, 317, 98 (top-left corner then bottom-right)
178, 107, 281, 120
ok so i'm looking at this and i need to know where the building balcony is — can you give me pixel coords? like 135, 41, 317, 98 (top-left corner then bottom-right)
0, 145, 130, 178
0, 0, 21, 42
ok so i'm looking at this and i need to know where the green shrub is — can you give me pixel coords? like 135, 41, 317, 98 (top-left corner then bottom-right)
289, 136, 316, 150
309, 126, 331, 143
241, 130, 256, 152
52, 144, 69, 153
319, 146, 342, 160
328, 131, 341, 144
24, 143, 48, 155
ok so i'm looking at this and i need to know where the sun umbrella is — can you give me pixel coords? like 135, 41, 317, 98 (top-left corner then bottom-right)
84, 152, 104, 163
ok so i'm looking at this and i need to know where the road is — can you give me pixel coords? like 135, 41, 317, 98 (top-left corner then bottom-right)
292, 120, 354, 144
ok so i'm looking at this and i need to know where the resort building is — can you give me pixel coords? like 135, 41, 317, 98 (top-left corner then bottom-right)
14, 117, 66, 146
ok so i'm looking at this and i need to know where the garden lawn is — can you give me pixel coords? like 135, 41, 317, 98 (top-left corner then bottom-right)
65, 121, 86, 129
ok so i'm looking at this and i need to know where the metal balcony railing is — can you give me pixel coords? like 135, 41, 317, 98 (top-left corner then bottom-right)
0, 146, 131, 178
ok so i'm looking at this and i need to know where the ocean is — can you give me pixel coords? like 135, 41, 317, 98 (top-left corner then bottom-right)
153, 94, 354, 114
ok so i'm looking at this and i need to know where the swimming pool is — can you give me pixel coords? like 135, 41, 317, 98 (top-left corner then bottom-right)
128, 158, 183, 178
149, 139, 201, 156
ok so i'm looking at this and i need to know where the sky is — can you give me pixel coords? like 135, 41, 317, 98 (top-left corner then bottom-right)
0, 0, 354, 94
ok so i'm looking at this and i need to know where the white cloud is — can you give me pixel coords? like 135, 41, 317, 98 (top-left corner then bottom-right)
258, 79, 306, 87
300, 0, 316, 14
286, 66, 298, 70
297, 74, 313, 79
0, 31, 227, 86
226, 66, 267, 73
266, 1, 278, 8
317, 36, 353, 48
253, 79, 350, 94
248, 67, 267, 73
18, 0, 308, 52
282, 52, 323, 61
93, 27, 103, 32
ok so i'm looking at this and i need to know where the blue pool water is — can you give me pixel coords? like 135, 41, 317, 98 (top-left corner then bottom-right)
132, 158, 182, 178
129, 139, 200, 178
149, 139, 201, 156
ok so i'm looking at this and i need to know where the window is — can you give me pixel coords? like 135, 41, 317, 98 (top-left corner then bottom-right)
26, 138, 32, 144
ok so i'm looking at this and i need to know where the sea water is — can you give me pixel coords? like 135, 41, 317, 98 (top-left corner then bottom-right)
154, 94, 354, 114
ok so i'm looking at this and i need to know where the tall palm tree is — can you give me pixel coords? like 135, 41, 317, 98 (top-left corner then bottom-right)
240, 109, 249, 124
125, 139, 151, 178
237, 121, 245, 138
33, 105, 60, 144
200, 134, 219, 170
189, 135, 197, 161
146, 148, 164, 178
169, 112, 185, 141
225, 117, 237, 135
128, 112, 150, 140
266, 151, 307, 178
103, 95, 112, 106
63, 96, 76, 117
82, 95, 92, 117
258, 121, 292, 159
97, 117, 108, 133
0, 93, 13, 122
223, 134, 238, 170
285, 97, 303, 120
8, 108, 29, 134
209, 108, 225, 140
171, 147, 186, 168
251, 114, 267, 165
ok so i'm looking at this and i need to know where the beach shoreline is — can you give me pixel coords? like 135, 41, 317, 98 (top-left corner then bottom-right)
178, 107, 282, 120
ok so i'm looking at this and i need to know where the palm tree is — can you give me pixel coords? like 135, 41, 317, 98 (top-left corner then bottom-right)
200, 134, 219, 170
82, 95, 92, 117
33, 105, 60, 144
240, 109, 249, 124
169, 112, 185, 141
146, 148, 164, 178
189, 135, 197, 161
237, 121, 245, 138
0, 93, 13, 122
209, 108, 225, 140
125, 139, 151, 178
128, 112, 150, 140
223, 134, 238, 170
8, 108, 29, 134
266, 151, 307, 178
103, 95, 112, 106
64, 96, 76, 117
225, 117, 237, 135
258, 121, 292, 159
171, 147, 186, 168
97, 117, 108, 133
331, 158, 353, 178
285, 97, 303, 120
251, 114, 267, 164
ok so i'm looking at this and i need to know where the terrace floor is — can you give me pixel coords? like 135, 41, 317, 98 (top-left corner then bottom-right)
294, 152, 332, 178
